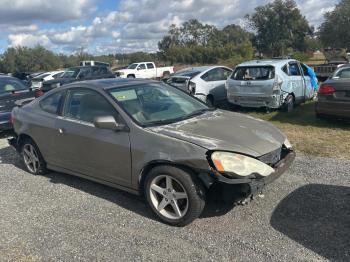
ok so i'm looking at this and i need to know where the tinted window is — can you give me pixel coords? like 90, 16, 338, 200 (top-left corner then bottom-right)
231, 66, 275, 81
289, 63, 301, 76
138, 64, 146, 70
282, 65, 289, 75
61, 68, 80, 78
146, 63, 155, 69
0, 78, 27, 94
99, 67, 108, 74
127, 63, 138, 69
78, 68, 91, 79
52, 72, 63, 79
64, 89, 119, 123
39, 91, 64, 115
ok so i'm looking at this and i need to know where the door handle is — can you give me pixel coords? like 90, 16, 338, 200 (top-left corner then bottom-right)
58, 128, 65, 134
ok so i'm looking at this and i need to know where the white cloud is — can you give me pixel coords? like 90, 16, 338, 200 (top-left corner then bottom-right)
5, 0, 339, 54
8, 33, 52, 48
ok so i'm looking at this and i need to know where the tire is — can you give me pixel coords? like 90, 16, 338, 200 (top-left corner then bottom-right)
285, 95, 294, 113
206, 95, 214, 108
20, 138, 47, 175
144, 165, 206, 226
127, 74, 135, 78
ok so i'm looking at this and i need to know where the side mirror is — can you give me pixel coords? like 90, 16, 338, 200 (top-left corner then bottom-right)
93, 116, 128, 131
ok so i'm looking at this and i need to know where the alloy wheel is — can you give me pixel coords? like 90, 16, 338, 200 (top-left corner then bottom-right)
149, 175, 189, 220
23, 144, 40, 173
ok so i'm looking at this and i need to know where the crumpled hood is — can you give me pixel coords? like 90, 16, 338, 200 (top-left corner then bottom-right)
147, 110, 286, 157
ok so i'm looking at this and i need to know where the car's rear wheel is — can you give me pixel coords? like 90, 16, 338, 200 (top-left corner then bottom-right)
144, 166, 206, 226
21, 139, 47, 175
285, 95, 294, 113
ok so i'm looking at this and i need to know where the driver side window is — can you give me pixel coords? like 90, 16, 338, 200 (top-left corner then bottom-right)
63, 89, 120, 124
138, 64, 146, 70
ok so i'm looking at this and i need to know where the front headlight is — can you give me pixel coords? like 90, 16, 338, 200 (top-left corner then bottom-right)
211, 152, 275, 177
284, 138, 292, 149
51, 83, 60, 88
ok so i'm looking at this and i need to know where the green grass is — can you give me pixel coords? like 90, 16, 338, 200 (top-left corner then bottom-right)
225, 101, 350, 159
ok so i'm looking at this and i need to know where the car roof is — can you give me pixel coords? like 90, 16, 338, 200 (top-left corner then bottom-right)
175, 65, 227, 74
237, 59, 299, 67
0, 74, 18, 80
61, 78, 159, 91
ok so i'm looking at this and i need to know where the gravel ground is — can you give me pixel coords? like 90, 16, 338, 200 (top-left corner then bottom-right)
0, 138, 349, 262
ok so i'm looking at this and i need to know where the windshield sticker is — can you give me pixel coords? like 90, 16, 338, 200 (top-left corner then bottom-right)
111, 90, 138, 101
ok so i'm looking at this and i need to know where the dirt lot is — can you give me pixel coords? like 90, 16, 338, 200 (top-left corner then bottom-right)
0, 138, 349, 262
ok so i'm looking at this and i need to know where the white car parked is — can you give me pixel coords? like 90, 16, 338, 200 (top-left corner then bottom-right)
167, 66, 233, 106
226, 59, 316, 111
116, 62, 174, 79
31, 71, 64, 89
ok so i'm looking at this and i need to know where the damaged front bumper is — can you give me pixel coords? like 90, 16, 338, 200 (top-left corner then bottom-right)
209, 150, 296, 195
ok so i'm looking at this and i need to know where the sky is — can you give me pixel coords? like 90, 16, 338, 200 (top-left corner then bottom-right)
0, 0, 339, 55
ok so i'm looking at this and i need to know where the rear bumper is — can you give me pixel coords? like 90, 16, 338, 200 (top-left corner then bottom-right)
227, 94, 284, 108
213, 150, 296, 193
315, 101, 350, 118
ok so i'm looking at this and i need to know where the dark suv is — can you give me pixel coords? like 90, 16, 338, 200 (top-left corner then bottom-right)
0, 75, 36, 135
37, 66, 115, 96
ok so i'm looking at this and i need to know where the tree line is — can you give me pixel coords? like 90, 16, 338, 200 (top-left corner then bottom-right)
0, 0, 349, 74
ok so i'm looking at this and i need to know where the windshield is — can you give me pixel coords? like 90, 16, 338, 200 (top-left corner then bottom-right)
232, 66, 275, 81
61, 68, 80, 78
127, 63, 138, 69
333, 67, 350, 79
0, 78, 27, 94
172, 69, 202, 78
108, 83, 210, 126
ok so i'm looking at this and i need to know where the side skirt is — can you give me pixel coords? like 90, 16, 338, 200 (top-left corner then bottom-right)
47, 164, 140, 195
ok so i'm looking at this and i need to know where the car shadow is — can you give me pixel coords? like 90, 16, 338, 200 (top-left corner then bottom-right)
270, 184, 350, 262
218, 101, 350, 129
0, 144, 243, 223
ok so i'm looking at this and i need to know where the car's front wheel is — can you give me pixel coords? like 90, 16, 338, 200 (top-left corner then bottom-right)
21, 138, 47, 175
144, 166, 206, 226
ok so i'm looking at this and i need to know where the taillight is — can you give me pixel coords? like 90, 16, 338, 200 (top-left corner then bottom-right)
188, 81, 196, 95
318, 84, 335, 95
35, 89, 44, 97
9, 113, 14, 125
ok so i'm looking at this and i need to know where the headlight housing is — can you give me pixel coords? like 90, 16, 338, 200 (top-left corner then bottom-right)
211, 152, 275, 177
284, 138, 292, 149
51, 83, 60, 88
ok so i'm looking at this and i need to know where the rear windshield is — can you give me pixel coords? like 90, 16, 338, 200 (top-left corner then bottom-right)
333, 67, 350, 79
172, 69, 201, 78
0, 78, 26, 94
231, 66, 275, 81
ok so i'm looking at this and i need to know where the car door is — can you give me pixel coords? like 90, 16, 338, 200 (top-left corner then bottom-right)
136, 63, 147, 78
53, 87, 132, 187
288, 62, 304, 103
146, 63, 157, 78
300, 63, 315, 99
200, 67, 232, 101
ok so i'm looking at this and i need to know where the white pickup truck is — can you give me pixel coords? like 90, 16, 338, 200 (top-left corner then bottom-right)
116, 62, 174, 79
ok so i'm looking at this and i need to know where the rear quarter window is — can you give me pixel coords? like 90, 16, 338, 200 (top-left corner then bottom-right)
39, 91, 64, 115
231, 66, 275, 81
